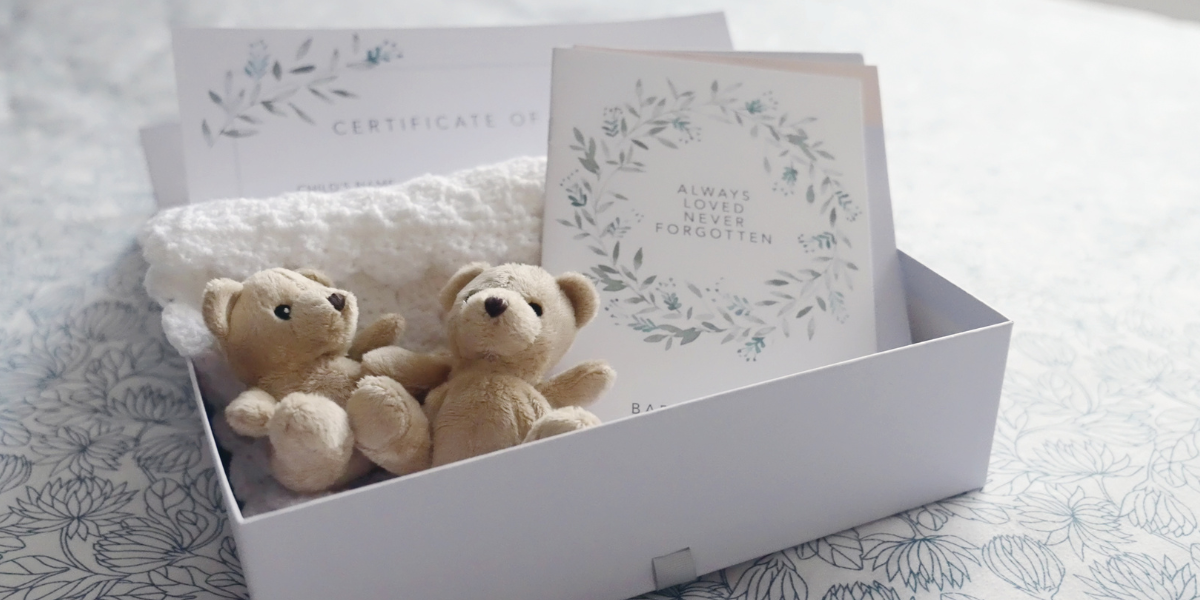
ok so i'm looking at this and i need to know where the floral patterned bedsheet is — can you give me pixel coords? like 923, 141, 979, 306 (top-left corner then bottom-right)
2, 0, 1199, 599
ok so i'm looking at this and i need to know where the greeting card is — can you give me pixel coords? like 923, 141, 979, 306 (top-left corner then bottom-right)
541, 48, 909, 420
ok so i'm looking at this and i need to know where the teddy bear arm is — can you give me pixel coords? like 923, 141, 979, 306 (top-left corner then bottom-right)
347, 313, 406, 361
314, 357, 365, 404
361, 347, 452, 396
537, 360, 616, 409
225, 387, 278, 438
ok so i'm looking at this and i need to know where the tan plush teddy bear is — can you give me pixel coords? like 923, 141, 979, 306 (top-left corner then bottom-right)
350, 263, 615, 469
202, 267, 433, 493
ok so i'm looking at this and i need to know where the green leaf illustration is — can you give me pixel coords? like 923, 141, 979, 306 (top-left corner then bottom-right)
679, 329, 701, 345
290, 103, 314, 124
202, 34, 385, 149
309, 88, 332, 103
296, 38, 313, 60
553, 77, 858, 357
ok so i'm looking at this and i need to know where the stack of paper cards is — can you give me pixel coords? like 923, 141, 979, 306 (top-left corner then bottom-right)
156, 19, 913, 425
541, 49, 911, 421
168, 15, 731, 203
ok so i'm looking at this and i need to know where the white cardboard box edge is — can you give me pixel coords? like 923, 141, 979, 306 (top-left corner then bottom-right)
186, 250, 1011, 600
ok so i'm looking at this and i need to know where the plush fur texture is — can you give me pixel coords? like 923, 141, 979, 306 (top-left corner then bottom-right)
203, 268, 431, 492
354, 263, 615, 468
141, 158, 547, 513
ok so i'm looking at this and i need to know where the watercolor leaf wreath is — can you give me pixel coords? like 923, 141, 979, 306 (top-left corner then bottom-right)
554, 78, 863, 360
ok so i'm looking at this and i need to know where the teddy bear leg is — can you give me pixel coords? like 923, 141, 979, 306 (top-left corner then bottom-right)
523, 406, 602, 443
268, 393, 357, 493
346, 376, 432, 476
334, 451, 376, 487
225, 388, 278, 438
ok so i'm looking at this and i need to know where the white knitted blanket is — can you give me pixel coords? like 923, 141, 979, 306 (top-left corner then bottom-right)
139, 156, 546, 515
139, 156, 546, 358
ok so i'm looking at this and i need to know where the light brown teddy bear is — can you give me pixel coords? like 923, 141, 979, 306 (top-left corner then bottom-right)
350, 263, 615, 469
203, 267, 434, 493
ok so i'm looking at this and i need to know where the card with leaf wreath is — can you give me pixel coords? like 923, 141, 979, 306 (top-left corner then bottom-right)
170, 15, 731, 203
541, 48, 910, 421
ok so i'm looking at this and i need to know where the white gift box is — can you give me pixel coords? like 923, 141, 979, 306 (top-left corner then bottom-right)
186, 249, 1010, 600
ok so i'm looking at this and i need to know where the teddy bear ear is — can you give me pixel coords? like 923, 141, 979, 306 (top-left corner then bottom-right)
202, 278, 244, 340
556, 272, 599, 327
296, 268, 334, 287
438, 262, 489, 313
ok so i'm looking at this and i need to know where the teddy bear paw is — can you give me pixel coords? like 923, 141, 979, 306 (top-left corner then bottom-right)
524, 406, 602, 443
225, 388, 277, 438
347, 376, 432, 475
268, 393, 355, 493
539, 360, 617, 409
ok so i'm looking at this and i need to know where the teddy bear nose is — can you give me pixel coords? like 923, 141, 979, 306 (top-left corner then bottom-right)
328, 293, 346, 312
484, 296, 508, 318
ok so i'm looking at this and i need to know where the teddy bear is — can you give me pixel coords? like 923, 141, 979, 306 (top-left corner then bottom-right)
349, 262, 615, 469
202, 267, 436, 493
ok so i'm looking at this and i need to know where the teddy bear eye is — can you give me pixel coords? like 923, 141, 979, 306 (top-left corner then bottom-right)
274, 305, 291, 320
529, 302, 543, 317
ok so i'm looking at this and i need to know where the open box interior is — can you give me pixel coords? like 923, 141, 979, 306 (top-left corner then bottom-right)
186, 250, 1010, 600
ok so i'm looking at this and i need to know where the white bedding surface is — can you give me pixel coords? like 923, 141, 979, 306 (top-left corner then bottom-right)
2, 0, 1199, 598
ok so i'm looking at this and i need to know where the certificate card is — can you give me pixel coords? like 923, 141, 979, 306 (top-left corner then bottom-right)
541, 48, 909, 421
172, 14, 732, 203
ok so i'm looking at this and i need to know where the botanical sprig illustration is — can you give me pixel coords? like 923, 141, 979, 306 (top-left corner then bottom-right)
554, 78, 862, 359
201, 35, 400, 146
